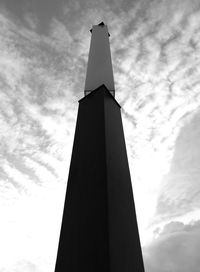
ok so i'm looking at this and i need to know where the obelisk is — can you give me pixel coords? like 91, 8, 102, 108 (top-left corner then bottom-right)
54, 22, 145, 272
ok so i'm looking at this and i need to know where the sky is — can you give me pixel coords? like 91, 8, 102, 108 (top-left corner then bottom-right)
0, 0, 200, 271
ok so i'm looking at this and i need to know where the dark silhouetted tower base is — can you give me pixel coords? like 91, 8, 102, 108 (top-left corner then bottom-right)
54, 84, 145, 272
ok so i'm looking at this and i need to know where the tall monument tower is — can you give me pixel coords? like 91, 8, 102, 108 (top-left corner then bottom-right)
55, 22, 145, 272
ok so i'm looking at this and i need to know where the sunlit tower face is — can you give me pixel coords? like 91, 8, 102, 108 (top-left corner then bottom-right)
84, 22, 115, 97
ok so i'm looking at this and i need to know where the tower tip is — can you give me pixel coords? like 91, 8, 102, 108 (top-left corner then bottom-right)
90, 22, 110, 36
98, 21, 105, 26
90, 22, 105, 33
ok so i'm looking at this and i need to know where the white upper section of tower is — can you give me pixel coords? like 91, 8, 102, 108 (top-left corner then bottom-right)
84, 22, 115, 96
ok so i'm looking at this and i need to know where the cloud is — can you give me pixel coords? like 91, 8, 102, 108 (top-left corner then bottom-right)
0, 9, 80, 272
100, 0, 200, 234
24, 13, 39, 30
143, 220, 200, 272
1, 261, 38, 272
153, 111, 200, 224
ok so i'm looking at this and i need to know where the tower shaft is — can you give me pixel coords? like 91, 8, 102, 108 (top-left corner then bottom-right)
55, 23, 145, 272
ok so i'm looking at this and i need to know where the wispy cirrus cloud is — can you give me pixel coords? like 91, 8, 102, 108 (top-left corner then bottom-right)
0, 8, 81, 271
101, 0, 200, 240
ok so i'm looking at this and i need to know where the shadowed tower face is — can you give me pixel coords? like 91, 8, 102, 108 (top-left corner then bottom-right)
54, 22, 145, 272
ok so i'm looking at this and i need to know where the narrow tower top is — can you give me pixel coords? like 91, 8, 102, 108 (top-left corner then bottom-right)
84, 22, 115, 97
